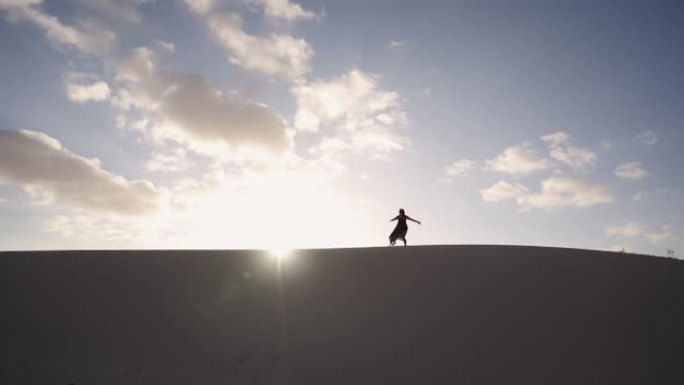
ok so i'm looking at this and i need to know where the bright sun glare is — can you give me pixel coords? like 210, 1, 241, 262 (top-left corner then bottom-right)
269, 248, 293, 261
176, 170, 371, 250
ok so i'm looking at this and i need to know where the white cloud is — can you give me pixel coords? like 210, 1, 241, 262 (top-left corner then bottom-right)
307, 137, 349, 156
155, 40, 175, 53
388, 39, 406, 50
350, 129, 408, 160
615, 161, 648, 180
184, 2, 313, 81
294, 70, 404, 132
0, 129, 166, 215
0, 0, 116, 55
254, 0, 317, 22
64, 73, 111, 102
145, 148, 189, 172
66, 81, 111, 102
294, 70, 409, 159
480, 181, 529, 202
541, 131, 597, 171
485, 142, 550, 176
606, 222, 644, 238
0, 0, 41, 7
184, 0, 215, 14
518, 177, 612, 211
113, 47, 291, 157
445, 159, 476, 178
210, 13, 312, 80
606, 222, 674, 243
634, 130, 657, 146
633, 188, 680, 202
645, 226, 674, 243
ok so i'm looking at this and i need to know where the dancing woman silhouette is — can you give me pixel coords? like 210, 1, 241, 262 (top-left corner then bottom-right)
389, 208, 421, 246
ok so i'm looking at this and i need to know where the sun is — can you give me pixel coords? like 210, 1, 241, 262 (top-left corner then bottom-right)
269, 248, 293, 261
175, 169, 373, 250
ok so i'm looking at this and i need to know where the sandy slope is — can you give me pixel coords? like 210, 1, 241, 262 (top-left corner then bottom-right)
1, 245, 683, 384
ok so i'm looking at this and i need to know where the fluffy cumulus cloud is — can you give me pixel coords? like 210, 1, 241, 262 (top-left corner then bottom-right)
254, 0, 317, 22
113, 47, 291, 157
209, 13, 312, 80
485, 142, 550, 176
480, 181, 529, 202
185, 1, 313, 81
606, 222, 674, 243
64, 72, 111, 103
0, 129, 166, 215
615, 161, 648, 180
66, 81, 111, 102
634, 130, 658, 146
294, 70, 409, 159
0, 0, 116, 55
517, 177, 612, 211
541, 131, 597, 171
445, 159, 476, 178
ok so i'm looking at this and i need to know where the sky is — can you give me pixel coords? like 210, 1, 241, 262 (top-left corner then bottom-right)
0, 0, 682, 255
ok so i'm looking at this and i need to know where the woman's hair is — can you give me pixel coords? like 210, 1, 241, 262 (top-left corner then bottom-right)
399, 208, 405, 215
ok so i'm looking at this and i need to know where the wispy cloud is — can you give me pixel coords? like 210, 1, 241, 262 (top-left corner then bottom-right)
387, 39, 406, 50
485, 142, 550, 176
0, 0, 116, 56
145, 148, 190, 172
444, 159, 477, 178
541, 131, 597, 171
634, 130, 658, 146
253, 0, 317, 22
633, 188, 680, 202
517, 177, 612, 211
184, 1, 313, 81
615, 161, 648, 180
480, 181, 529, 202
606, 222, 674, 243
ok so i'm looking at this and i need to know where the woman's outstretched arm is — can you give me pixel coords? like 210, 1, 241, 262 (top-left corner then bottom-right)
389, 216, 399, 222
407, 216, 421, 225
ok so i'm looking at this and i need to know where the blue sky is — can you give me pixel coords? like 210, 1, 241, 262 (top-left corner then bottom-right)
0, 0, 682, 255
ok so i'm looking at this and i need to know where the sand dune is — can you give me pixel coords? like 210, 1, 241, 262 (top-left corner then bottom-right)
2, 245, 683, 384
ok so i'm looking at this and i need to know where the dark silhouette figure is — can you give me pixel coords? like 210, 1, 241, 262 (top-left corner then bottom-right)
389, 208, 421, 246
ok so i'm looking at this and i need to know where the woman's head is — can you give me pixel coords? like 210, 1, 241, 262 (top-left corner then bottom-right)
399, 208, 405, 215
